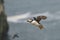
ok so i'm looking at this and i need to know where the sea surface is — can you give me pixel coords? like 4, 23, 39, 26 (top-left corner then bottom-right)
4, 0, 60, 40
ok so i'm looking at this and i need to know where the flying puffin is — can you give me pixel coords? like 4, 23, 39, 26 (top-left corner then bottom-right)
27, 16, 47, 30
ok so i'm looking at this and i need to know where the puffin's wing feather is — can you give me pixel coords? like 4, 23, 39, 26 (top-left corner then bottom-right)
36, 16, 47, 23
40, 16, 47, 20
36, 16, 41, 23
38, 24, 44, 30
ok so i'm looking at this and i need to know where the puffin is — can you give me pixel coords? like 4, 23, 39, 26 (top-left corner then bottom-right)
27, 16, 47, 30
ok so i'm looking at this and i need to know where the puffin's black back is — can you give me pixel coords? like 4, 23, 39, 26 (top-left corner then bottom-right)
33, 17, 36, 20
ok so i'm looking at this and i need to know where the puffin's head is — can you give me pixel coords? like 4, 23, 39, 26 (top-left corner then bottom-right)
27, 19, 33, 23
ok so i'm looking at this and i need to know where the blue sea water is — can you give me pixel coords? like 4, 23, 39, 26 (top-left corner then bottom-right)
4, 0, 60, 40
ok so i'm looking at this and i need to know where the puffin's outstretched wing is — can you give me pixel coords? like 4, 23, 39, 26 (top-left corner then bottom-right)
36, 16, 47, 23
40, 16, 47, 20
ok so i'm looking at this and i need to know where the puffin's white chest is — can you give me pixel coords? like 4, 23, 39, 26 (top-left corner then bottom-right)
31, 20, 40, 26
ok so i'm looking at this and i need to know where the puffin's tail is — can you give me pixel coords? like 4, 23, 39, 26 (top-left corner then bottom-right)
38, 24, 44, 30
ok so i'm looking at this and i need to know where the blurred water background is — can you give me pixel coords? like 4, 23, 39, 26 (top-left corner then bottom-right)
4, 0, 60, 40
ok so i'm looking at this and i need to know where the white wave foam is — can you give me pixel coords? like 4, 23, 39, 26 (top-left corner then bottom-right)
7, 11, 60, 23
7, 12, 30, 23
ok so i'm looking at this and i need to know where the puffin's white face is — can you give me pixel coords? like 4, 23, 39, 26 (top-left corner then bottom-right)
27, 19, 33, 23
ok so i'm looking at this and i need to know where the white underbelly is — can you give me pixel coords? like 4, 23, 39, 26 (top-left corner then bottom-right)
31, 21, 40, 26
